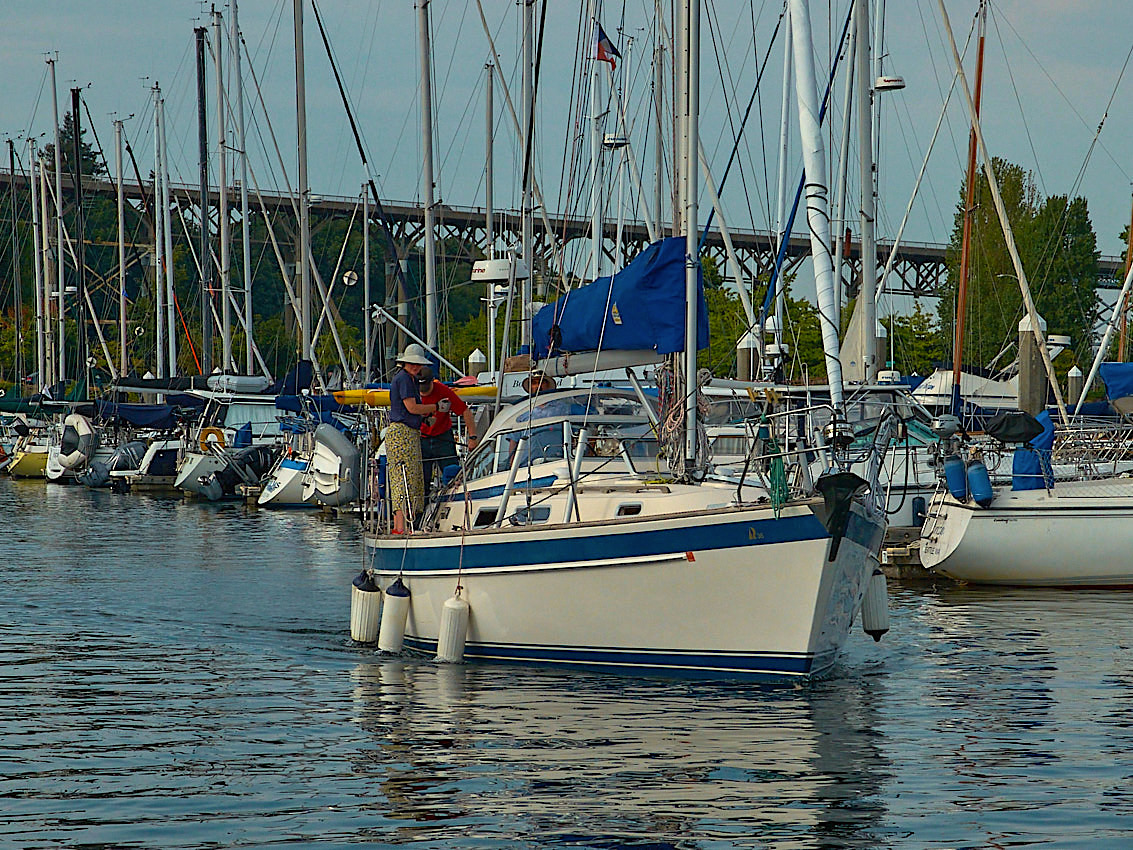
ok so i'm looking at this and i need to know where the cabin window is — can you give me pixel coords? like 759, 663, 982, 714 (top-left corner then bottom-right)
512, 506, 551, 525
616, 503, 642, 517
465, 440, 496, 480
711, 436, 748, 457
500, 424, 566, 471
474, 507, 498, 527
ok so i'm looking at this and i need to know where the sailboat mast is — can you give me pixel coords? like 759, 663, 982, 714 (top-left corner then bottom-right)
589, 2, 602, 281
153, 85, 167, 378
653, 9, 664, 235
49, 57, 65, 386
159, 92, 177, 375
856, 0, 878, 382
232, 0, 254, 374
951, 0, 986, 417
293, 0, 312, 365
8, 141, 23, 388
682, 0, 700, 465
30, 142, 46, 391
195, 27, 214, 375
789, 0, 843, 408
485, 62, 494, 256
39, 152, 55, 388
70, 88, 88, 386
1118, 193, 1133, 361
774, 6, 792, 341
416, 0, 438, 352
214, 7, 232, 372
363, 184, 371, 382
115, 120, 127, 378
520, 0, 534, 350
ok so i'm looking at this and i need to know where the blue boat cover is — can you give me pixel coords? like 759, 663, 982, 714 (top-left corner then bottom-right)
1011, 409, 1055, 491
266, 360, 314, 396
94, 401, 177, 430
532, 237, 709, 360
1099, 362, 1133, 403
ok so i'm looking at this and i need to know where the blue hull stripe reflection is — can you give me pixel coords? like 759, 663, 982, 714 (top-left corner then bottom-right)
385, 513, 830, 573
402, 635, 815, 679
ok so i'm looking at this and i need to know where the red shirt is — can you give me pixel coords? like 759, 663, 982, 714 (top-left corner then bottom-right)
419, 382, 468, 437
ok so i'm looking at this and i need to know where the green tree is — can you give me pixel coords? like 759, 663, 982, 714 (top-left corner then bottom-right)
43, 110, 106, 178
883, 302, 945, 377
938, 157, 1098, 377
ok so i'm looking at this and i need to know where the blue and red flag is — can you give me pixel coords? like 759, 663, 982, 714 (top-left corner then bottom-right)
595, 23, 621, 70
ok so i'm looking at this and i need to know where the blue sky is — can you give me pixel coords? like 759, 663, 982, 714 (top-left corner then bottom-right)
2, 0, 1131, 268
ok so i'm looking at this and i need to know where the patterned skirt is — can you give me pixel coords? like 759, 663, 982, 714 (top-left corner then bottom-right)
386, 421, 424, 520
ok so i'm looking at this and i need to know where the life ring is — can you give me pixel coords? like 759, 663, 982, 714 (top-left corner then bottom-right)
199, 427, 227, 453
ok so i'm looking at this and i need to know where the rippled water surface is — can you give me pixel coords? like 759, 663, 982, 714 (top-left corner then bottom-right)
4, 477, 1133, 848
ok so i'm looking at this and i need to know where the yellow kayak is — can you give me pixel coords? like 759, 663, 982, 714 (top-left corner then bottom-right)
332, 385, 497, 407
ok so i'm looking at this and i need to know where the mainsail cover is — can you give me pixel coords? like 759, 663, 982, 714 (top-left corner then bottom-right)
1099, 362, 1133, 413
532, 237, 708, 360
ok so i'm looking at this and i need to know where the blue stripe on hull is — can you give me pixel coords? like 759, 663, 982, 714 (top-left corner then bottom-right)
401, 635, 820, 681
378, 512, 830, 573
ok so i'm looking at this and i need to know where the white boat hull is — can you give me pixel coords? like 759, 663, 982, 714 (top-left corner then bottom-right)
921, 478, 1133, 586
258, 457, 316, 507
364, 500, 885, 680
174, 450, 226, 496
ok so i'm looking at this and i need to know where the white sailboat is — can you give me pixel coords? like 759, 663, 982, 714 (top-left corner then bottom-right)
918, 1, 1133, 587
354, 0, 889, 680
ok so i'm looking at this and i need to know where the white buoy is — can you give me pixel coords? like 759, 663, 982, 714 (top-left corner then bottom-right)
861, 567, 890, 642
378, 577, 411, 653
349, 571, 382, 644
435, 592, 470, 663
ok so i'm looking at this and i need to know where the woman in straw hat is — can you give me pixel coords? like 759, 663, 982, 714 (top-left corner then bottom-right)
388, 344, 440, 533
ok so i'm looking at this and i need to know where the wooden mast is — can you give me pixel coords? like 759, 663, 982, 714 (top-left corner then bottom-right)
1117, 192, 1133, 361
951, 0, 987, 418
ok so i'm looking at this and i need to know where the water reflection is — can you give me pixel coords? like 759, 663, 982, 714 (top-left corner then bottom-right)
349, 658, 892, 848
9, 476, 1133, 847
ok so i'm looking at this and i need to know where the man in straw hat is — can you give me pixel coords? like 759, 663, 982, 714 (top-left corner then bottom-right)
521, 369, 557, 396
387, 343, 441, 533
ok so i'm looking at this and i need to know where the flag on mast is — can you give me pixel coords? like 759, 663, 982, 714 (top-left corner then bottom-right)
595, 23, 621, 70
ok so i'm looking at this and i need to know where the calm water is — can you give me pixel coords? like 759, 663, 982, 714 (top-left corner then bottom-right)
4, 478, 1133, 848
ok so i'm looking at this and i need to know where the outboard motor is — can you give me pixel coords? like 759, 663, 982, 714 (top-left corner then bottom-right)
80, 440, 149, 489
199, 444, 282, 501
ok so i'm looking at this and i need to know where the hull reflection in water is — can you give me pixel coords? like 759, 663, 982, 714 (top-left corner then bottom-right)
349, 658, 888, 846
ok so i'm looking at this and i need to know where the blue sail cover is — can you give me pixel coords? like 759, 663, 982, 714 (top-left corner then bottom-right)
1011, 409, 1055, 491
1099, 362, 1133, 403
532, 237, 709, 360
94, 401, 177, 430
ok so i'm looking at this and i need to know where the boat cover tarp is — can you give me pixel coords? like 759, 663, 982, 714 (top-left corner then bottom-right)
986, 411, 1044, 444
110, 374, 212, 392
1011, 409, 1055, 491
266, 361, 314, 395
531, 237, 708, 360
93, 401, 178, 430
0, 397, 44, 414
1100, 362, 1133, 403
